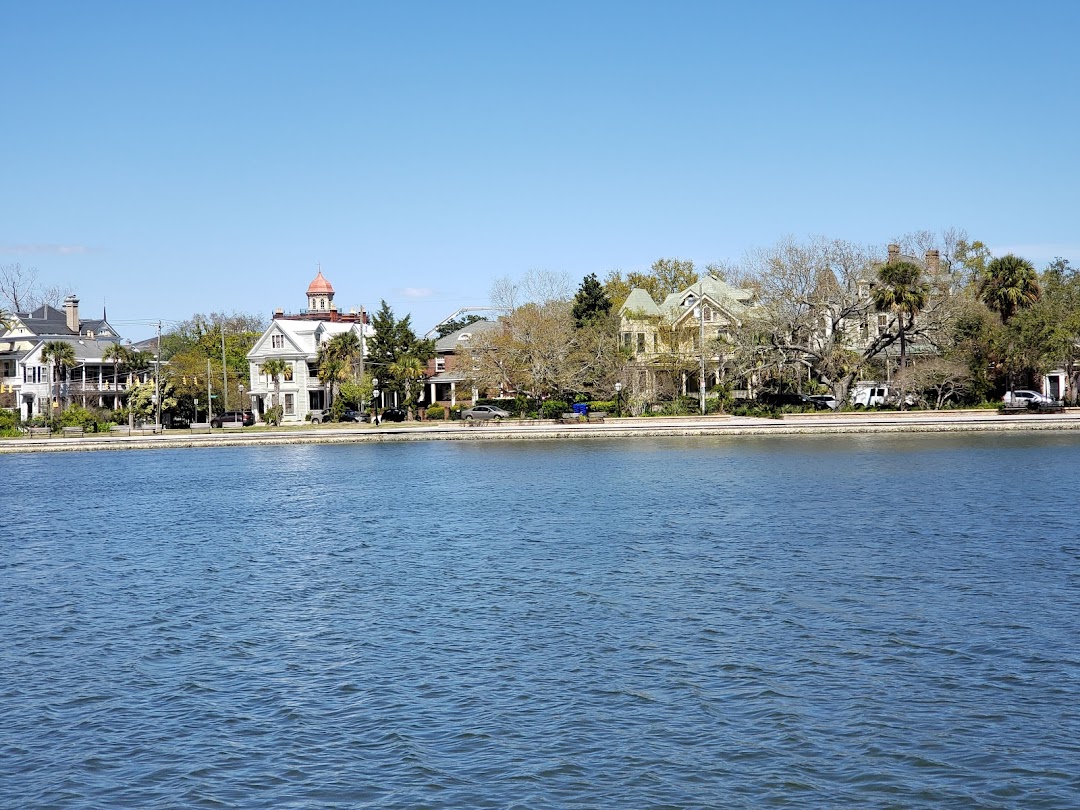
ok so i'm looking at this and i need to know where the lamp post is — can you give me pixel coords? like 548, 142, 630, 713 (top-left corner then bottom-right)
614, 381, 622, 418
371, 378, 380, 425
194, 397, 199, 424
238, 383, 245, 422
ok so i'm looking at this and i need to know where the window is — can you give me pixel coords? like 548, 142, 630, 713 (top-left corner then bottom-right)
703, 306, 713, 322
435, 357, 445, 373
877, 313, 888, 335
271, 334, 285, 349
284, 393, 294, 415
622, 332, 632, 348
636, 333, 645, 353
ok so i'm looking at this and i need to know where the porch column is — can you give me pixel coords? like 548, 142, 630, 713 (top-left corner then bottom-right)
450, 382, 457, 407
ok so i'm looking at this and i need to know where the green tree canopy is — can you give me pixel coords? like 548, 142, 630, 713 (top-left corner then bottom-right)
979, 254, 1040, 324
571, 273, 612, 328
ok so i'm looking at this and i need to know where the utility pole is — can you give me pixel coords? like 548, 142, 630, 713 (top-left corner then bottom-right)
207, 358, 212, 420
221, 323, 228, 411
155, 321, 162, 430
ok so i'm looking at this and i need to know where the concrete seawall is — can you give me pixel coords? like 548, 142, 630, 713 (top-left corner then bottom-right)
3, 410, 1079, 454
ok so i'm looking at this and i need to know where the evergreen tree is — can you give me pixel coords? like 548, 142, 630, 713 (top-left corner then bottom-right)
571, 273, 612, 328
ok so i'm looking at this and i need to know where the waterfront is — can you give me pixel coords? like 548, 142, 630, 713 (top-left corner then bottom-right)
3, 433, 1079, 808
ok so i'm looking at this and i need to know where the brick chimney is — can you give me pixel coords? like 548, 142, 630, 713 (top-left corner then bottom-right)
925, 249, 940, 274
63, 295, 80, 333
887, 244, 900, 264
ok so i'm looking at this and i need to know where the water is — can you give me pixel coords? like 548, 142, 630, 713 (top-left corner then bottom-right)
3, 432, 1079, 808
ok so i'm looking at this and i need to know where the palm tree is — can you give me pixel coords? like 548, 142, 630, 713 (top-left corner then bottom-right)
316, 345, 346, 409
41, 340, 76, 415
260, 358, 291, 409
325, 331, 363, 379
388, 355, 426, 419
979, 254, 1040, 324
873, 260, 929, 374
102, 342, 129, 410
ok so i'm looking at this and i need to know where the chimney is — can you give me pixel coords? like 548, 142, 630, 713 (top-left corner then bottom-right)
64, 295, 80, 333
887, 244, 900, 264
273, 308, 284, 318
925, 249, 940, 274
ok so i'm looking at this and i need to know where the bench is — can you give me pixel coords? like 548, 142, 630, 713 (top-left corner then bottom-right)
220, 421, 245, 430
27, 426, 51, 437
61, 426, 85, 438
109, 425, 130, 435
999, 401, 1066, 415
189, 422, 211, 432
586, 412, 607, 423
556, 413, 580, 424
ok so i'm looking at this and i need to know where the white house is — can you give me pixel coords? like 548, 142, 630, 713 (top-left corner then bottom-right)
246, 271, 373, 422
0, 295, 130, 420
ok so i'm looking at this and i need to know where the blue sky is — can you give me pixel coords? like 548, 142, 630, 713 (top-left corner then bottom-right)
3, 1, 1078, 341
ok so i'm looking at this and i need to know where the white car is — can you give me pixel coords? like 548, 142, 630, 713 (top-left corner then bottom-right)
1003, 389, 1051, 407
808, 394, 839, 410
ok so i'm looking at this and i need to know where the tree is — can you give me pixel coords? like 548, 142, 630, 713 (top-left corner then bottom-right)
102, 342, 130, 410
873, 260, 929, 375
0, 263, 70, 312
260, 358, 291, 408
388, 356, 426, 419
41, 341, 76, 414
979, 254, 1040, 324
571, 273, 612, 328
367, 301, 435, 402
435, 314, 488, 338
604, 258, 699, 308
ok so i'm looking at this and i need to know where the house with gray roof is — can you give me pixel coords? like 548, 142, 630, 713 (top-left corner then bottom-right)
420, 319, 502, 410
0, 295, 131, 420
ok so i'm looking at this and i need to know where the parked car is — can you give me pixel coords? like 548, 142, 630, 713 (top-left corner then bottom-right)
341, 409, 369, 423
211, 410, 254, 427
757, 392, 826, 410
808, 394, 839, 410
1003, 389, 1052, 407
379, 407, 407, 422
461, 404, 511, 420
849, 386, 889, 408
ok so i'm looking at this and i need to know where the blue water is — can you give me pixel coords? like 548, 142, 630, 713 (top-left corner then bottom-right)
3, 433, 1079, 808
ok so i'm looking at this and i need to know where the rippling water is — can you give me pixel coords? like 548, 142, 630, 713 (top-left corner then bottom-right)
3, 432, 1079, 808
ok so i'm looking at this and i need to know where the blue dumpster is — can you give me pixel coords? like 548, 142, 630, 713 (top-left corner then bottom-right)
572, 403, 588, 416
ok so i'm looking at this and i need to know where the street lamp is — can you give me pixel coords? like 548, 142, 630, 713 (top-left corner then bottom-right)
371, 377, 380, 425
614, 381, 623, 418
194, 397, 199, 424
154, 354, 161, 431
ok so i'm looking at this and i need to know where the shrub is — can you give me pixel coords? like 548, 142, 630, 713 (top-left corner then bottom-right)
61, 405, 110, 432
0, 409, 20, 437
263, 405, 283, 426
541, 400, 569, 419
588, 400, 615, 413
425, 405, 445, 420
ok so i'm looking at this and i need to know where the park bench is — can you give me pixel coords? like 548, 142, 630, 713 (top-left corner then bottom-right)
586, 412, 607, 423
109, 425, 130, 435
61, 426, 85, 438
220, 421, 245, 430
999, 401, 1066, 415
556, 413, 580, 424
189, 422, 211, 432
27, 426, 51, 437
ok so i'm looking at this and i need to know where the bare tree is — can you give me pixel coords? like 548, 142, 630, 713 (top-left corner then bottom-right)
0, 263, 70, 312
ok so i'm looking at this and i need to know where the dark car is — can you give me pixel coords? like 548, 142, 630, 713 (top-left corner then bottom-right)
378, 407, 407, 422
757, 392, 826, 410
341, 409, 370, 423
211, 410, 255, 427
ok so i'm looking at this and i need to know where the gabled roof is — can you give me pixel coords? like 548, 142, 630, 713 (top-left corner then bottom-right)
620, 288, 660, 316
21, 335, 129, 364
434, 319, 501, 352
621, 275, 753, 322
15, 304, 74, 335
248, 317, 367, 360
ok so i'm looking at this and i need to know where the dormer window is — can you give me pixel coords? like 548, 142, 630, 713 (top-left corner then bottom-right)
458, 333, 471, 341
683, 294, 696, 308
272, 334, 285, 349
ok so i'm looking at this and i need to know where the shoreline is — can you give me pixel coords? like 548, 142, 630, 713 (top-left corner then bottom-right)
3, 409, 1080, 453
